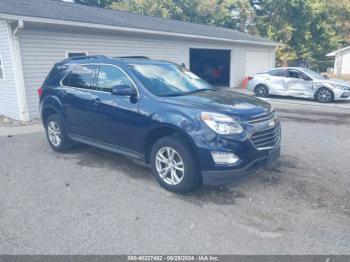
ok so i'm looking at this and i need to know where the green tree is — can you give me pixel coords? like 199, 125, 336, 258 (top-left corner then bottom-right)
75, 0, 117, 8
253, 0, 344, 70
194, 0, 255, 32
77, 0, 350, 71
112, 0, 255, 32
111, 0, 196, 21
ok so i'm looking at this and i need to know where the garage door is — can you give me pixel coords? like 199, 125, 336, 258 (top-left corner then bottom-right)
190, 48, 231, 87
245, 51, 271, 76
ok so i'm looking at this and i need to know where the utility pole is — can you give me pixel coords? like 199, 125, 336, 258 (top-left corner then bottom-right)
336, 45, 342, 79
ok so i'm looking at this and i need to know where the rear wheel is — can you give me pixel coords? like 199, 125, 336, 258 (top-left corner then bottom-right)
254, 84, 269, 98
315, 87, 334, 103
45, 114, 74, 152
150, 134, 201, 193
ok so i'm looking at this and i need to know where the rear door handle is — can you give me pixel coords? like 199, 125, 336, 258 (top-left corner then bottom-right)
92, 97, 101, 105
59, 90, 67, 96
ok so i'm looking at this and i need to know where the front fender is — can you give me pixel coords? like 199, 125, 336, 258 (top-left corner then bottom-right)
312, 82, 334, 97
148, 109, 205, 149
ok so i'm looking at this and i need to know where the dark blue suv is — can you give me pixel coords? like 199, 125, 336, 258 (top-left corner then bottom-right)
39, 55, 281, 193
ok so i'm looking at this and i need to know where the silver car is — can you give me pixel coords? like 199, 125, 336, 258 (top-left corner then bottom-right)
247, 67, 350, 103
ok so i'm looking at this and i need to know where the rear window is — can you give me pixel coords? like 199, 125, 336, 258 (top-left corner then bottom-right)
268, 69, 288, 77
43, 64, 71, 87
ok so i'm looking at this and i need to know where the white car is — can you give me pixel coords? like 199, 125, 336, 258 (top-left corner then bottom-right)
247, 67, 350, 103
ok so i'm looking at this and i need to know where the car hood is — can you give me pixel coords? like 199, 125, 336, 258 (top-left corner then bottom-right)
165, 89, 271, 120
316, 78, 350, 87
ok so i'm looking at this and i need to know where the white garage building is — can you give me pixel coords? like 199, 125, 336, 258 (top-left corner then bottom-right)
0, 0, 278, 121
326, 46, 350, 76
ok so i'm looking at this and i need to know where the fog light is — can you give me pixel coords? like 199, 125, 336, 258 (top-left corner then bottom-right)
211, 151, 239, 165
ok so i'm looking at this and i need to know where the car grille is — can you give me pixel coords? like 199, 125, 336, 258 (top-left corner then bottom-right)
247, 112, 275, 125
251, 126, 280, 150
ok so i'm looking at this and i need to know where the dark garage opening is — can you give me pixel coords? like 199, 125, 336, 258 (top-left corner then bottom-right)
190, 48, 231, 87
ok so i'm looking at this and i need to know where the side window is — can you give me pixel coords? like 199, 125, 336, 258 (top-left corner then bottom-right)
268, 69, 277, 76
288, 70, 311, 81
275, 69, 287, 77
0, 53, 4, 80
288, 70, 299, 79
271, 69, 287, 77
97, 65, 134, 92
62, 65, 96, 89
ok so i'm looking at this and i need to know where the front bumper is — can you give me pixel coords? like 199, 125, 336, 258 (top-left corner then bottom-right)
201, 146, 280, 186
333, 89, 350, 100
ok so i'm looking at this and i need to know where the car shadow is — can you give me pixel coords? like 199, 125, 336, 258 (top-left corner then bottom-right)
267, 95, 350, 104
61, 143, 296, 206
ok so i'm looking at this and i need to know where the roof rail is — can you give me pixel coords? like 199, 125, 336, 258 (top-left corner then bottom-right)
115, 56, 150, 59
66, 55, 108, 61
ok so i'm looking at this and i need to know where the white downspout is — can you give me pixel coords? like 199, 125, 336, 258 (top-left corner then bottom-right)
10, 20, 30, 121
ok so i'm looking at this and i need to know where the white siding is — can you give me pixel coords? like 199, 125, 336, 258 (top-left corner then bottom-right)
19, 25, 276, 118
0, 20, 20, 119
245, 50, 274, 76
341, 52, 350, 74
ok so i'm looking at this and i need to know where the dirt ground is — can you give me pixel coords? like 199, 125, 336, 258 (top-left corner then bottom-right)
0, 100, 349, 254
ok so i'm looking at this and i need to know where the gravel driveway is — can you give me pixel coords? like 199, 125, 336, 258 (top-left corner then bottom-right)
0, 101, 349, 254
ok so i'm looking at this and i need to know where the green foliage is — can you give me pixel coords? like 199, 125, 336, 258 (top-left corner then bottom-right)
76, 0, 350, 71
252, 0, 347, 70
111, 0, 193, 21
75, 0, 117, 8
111, 0, 255, 32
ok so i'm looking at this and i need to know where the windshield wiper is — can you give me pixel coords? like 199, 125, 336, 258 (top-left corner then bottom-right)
182, 88, 216, 95
160, 88, 215, 97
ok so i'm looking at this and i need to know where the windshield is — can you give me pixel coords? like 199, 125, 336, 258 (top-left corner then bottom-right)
301, 68, 326, 80
129, 63, 214, 96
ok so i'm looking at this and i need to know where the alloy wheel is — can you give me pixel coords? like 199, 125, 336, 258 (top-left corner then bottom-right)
47, 121, 61, 147
317, 89, 332, 103
155, 147, 185, 185
255, 85, 268, 97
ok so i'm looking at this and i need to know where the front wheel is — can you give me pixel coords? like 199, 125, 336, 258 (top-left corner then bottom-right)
315, 87, 334, 103
150, 134, 201, 193
254, 84, 269, 98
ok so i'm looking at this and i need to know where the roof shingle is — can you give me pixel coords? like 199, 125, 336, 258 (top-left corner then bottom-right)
0, 0, 277, 45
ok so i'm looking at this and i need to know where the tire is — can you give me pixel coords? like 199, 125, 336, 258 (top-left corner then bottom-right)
45, 114, 74, 152
254, 84, 269, 98
315, 87, 334, 103
150, 134, 201, 193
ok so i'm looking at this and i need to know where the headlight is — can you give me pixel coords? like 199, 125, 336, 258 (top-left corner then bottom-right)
333, 85, 350, 91
201, 112, 243, 135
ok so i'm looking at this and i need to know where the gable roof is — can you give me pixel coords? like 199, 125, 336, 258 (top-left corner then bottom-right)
326, 46, 350, 57
0, 0, 278, 47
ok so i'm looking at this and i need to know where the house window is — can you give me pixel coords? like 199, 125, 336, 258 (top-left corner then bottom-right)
65, 51, 88, 58
0, 53, 4, 79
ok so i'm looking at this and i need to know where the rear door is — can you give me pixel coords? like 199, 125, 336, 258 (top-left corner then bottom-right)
285, 69, 313, 97
89, 64, 140, 151
60, 64, 97, 137
266, 69, 288, 95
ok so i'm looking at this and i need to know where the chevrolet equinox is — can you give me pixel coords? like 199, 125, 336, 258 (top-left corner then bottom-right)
39, 56, 281, 193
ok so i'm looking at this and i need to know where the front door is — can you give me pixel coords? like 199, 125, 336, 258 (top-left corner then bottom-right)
89, 64, 140, 152
60, 64, 97, 137
285, 69, 313, 97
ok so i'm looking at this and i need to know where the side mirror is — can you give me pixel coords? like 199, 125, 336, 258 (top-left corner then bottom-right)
111, 85, 137, 97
